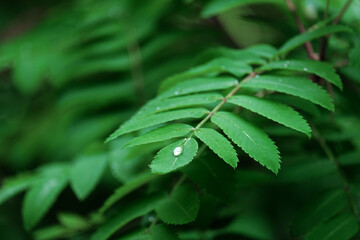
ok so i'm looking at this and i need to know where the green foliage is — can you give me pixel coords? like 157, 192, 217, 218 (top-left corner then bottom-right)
212, 112, 281, 173
155, 184, 199, 225
0, 0, 359, 239
228, 95, 311, 137
195, 128, 238, 168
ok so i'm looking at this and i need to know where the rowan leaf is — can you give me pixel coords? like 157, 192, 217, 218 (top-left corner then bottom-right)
212, 112, 281, 174
23, 170, 68, 230
70, 154, 107, 200
278, 25, 352, 56
92, 194, 164, 240
0, 175, 38, 206
305, 214, 359, 240
155, 184, 199, 225
159, 58, 251, 92
150, 138, 198, 174
292, 190, 348, 236
201, 0, 281, 18
228, 95, 311, 137
259, 60, 342, 90
106, 108, 207, 142
182, 155, 237, 202
241, 75, 334, 111
195, 128, 238, 168
138, 93, 223, 116
125, 124, 194, 148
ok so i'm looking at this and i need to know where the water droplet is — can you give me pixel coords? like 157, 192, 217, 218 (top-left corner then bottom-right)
173, 146, 183, 156
148, 216, 155, 222
174, 90, 179, 95
284, 64, 288, 68
156, 107, 161, 111
304, 67, 308, 71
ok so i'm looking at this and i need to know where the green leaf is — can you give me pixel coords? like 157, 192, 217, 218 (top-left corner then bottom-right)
338, 151, 360, 166
92, 194, 164, 240
182, 155, 236, 202
159, 77, 238, 97
138, 93, 223, 116
99, 172, 158, 214
106, 108, 208, 142
201, 0, 281, 18
155, 184, 199, 225
278, 25, 352, 56
70, 154, 107, 200
211, 112, 281, 174
228, 95, 311, 137
125, 124, 194, 148
241, 75, 334, 111
292, 190, 348, 236
305, 214, 359, 240
268, 94, 320, 117
57, 212, 88, 230
246, 44, 278, 59
195, 128, 238, 168
150, 224, 179, 240
259, 60, 343, 90
0, 175, 38, 206
159, 58, 251, 92
23, 171, 68, 230
150, 138, 198, 174
33, 225, 69, 240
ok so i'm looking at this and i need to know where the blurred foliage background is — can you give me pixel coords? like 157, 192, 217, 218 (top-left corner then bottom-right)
0, 0, 360, 239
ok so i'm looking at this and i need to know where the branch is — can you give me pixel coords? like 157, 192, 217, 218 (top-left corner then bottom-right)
333, 0, 354, 24
312, 126, 359, 219
285, 0, 319, 60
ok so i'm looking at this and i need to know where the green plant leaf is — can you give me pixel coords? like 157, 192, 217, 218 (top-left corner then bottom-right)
201, 0, 281, 18
107, 108, 208, 142
138, 93, 223, 116
228, 95, 311, 137
338, 151, 360, 166
125, 124, 194, 148
259, 60, 342, 90
211, 112, 281, 174
160, 77, 238, 97
305, 214, 359, 240
278, 25, 352, 56
23, 171, 68, 230
159, 58, 251, 92
241, 75, 334, 111
195, 128, 238, 168
92, 194, 164, 240
155, 184, 199, 225
150, 138, 198, 174
292, 190, 348, 236
70, 154, 107, 200
182, 155, 236, 202
99, 172, 158, 214
57, 212, 88, 230
0, 175, 38, 206
246, 44, 278, 59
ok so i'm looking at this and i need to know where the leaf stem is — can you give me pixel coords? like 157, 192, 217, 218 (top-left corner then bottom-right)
285, 0, 319, 60
187, 72, 257, 140
312, 125, 359, 219
333, 0, 353, 24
